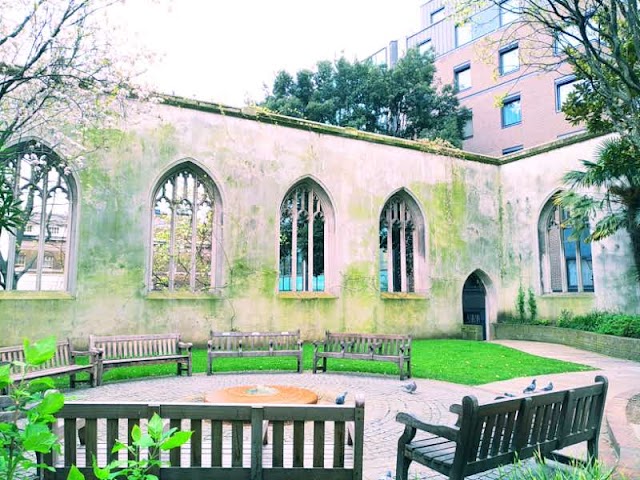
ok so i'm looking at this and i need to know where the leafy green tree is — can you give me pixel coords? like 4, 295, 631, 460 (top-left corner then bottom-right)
261, 50, 470, 147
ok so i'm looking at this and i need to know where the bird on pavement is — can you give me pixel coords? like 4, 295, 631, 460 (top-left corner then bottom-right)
401, 380, 417, 394
523, 379, 537, 394
335, 391, 348, 404
542, 381, 554, 392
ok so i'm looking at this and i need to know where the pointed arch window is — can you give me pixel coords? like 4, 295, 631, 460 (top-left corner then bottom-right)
539, 201, 594, 293
279, 182, 332, 292
150, 163, 222, 292
0, 141, 75, 291
379, 192, 426, 293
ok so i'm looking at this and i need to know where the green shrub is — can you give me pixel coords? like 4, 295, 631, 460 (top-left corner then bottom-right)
596, 315, 640, 339
500, 458, 617, 479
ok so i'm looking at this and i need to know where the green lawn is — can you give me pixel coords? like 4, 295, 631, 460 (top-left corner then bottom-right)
66, 340, 593, 387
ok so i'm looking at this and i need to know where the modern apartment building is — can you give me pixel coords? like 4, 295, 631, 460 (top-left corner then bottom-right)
391, 0, 586, 155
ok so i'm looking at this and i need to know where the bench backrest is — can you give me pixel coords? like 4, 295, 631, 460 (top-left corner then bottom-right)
454, 395, 525, 476
89, 334, 181, 360
454, 376, 608, 477
323, 332, 411, 356
209, 330, 301, 351
0, 340, 73, 375
44, 399, 365, 480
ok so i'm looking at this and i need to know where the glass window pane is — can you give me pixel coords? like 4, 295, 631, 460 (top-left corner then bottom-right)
500, 47, 519, 74
431, 7, 445, 24
463, 116, 473, 139
456, 23, 472, 47
455, 67, 471, 91
500, 0, 519, 26
502, 97, 521, 126
556, 79, 577, 110
418, 40, 432, 54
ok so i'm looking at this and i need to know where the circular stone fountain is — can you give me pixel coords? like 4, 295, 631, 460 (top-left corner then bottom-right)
204, 385, 318, 404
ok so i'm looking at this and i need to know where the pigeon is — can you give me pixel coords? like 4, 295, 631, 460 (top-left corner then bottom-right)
523, 379, 537, 394
494, 392, 517, 400
542, 382, 554, 392
401, 380, 417, 394
335, 391, 348, 405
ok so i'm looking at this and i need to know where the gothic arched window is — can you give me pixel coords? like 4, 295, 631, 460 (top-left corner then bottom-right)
0, 141, 76, 291
539, 199, 594, 293
150, 162, 222, 292
379, 191, 426, 293
279, 181, 333, 292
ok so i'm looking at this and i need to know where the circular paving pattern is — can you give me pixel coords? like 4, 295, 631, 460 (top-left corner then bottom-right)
204, 384, 318, 404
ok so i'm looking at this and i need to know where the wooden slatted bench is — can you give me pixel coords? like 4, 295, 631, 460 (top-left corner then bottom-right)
313, 331, 412, 380
396, 375, 608, 480
89, 333, 192, 386
207, 330, 303, 374
43, 397, 365, 480
0, 339, 99, 390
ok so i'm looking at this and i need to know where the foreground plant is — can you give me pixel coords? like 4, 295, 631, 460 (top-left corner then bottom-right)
0, 336, 64, 480
500, 457, 617, 480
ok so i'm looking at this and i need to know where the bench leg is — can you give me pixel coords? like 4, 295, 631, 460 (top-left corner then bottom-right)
297, 355, 303, 373
407, 359, 412, 379
398, 360, 405, 381
70, 373, 76, 389
207, 356, 213, 375
396, 451, 411, 480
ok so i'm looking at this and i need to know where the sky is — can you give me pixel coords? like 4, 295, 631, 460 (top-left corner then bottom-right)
116, 1, 425, 107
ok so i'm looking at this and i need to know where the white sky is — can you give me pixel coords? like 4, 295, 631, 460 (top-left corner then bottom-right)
116, 1, 426, 107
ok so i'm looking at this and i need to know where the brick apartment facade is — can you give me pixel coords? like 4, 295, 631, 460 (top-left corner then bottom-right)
404, 0, 586, 156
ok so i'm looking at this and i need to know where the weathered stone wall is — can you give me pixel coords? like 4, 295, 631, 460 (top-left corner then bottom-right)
493, 323, 640, 362
498, 135, 640, 320
1, 102, 638, 347
0, 102, 503, 346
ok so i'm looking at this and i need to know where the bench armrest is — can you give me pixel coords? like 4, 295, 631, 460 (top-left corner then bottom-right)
71, 349, 102, 363
341, 340, 354, 353
178, 341, 193, 352
396, 412, 459, 441
312, 341, 324, 352
368, 341, 382, 353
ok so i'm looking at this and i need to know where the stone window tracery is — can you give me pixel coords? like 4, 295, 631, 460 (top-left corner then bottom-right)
539, 199, 594, 293
151, 163, 221, 292
0, 141, 75, 291
379, 192, 426, 293
279, 182, 331, 292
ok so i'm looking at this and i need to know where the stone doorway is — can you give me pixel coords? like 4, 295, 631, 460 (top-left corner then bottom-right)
462, 272, 487, 340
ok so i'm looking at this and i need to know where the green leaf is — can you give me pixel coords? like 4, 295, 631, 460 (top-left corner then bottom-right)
136, 433, 155, 449
160, 430, 192, 450
67, 465, 86, 480
92, 462, 112, 480
23, 336, 57, 366
131, 423, 142, 442
111, 441, 127, 453
36, 391, 64, 415
147, 413, 163, 439
23, 423, 58, 453
28, 377, 56, 392
0, 363, 10, 388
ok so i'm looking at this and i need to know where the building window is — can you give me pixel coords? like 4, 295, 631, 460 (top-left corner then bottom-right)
0, 141, 75, 291
499, 0, 520, 26
454, 64, 472, 91
502, 145, 523, 155
431, 7, 445, 24
150, 162, 222, 293
279, 180, 333, 292
539, 199, 594, 293
499, 44, 519, 75
455, 23, 472, 47
463, 114, 474, 139
418, 39, 433, 54
501, 94, 522, 127
379, 191, 426, 293
556, 76, 578, 111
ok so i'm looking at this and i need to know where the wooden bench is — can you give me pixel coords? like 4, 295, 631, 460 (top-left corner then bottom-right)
43, 397, 365, 480
313, 332, 412, 380
0, 339, 99, 390
207, 330, 303, 374
89, 333, 192, 386
396, 375, 608, 480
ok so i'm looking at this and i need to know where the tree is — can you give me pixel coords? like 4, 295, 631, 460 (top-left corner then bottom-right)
1, 0, 154, 289
455, 0, 640, 281
261, 50, 471, 147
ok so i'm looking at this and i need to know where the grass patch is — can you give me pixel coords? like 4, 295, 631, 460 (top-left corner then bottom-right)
63, 340, 592, 388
